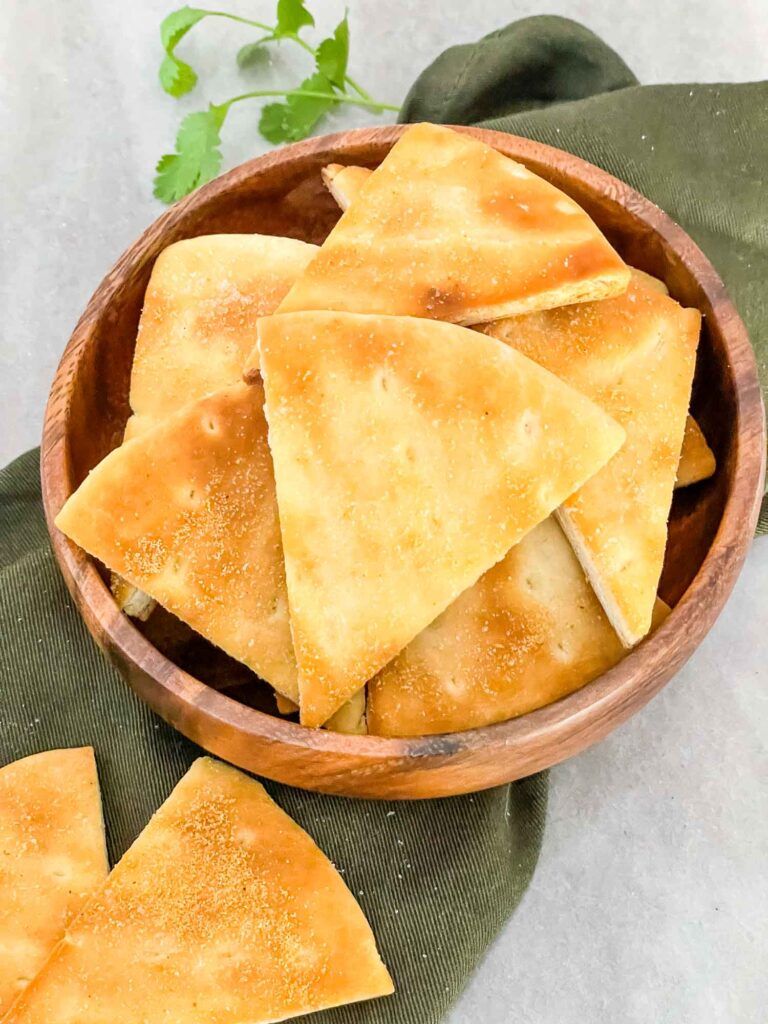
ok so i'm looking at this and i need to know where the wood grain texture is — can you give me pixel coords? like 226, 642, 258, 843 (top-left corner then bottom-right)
41, 126, 766, 799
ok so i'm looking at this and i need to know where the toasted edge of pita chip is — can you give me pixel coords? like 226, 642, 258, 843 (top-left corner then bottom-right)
274, 692, 299, 715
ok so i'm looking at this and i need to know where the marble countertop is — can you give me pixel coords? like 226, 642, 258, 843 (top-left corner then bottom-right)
2, 1, 766, 1020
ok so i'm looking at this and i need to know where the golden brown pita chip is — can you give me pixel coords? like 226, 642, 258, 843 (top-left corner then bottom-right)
484, 277, 700, 646
0, 749, 107, 1016
115, 233, 316, 619
279, 123, 629, 325
126, 233, 317, 438
274, 692, 299, 715
676, 414, 716, 487
55, 382, 299, 702
4, 758, 393, 1024
368, 518, 670, 736
255, 310, 625, 727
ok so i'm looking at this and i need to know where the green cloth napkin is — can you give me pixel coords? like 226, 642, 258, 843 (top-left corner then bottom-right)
1, 15, 765, 1024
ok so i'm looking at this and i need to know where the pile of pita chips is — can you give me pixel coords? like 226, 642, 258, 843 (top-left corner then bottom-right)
56, 122, 710, 735
323, 162, 714, 494
2, 756, 392, 1022
0, 749, 108, 1016
249, 311, 624, 725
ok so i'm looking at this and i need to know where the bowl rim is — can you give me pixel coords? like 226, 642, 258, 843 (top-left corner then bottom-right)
41, 124, 766, 774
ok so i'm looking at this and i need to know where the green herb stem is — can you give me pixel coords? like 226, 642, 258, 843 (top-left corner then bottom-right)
196, 10, 380, 108
222, 88, 399, 114
198, 8, 273, 33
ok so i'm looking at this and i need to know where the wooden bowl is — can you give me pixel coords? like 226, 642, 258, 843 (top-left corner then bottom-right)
41, 126, 765, 799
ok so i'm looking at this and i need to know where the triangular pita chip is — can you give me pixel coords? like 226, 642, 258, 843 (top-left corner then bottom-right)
676, 414, 716, 487
55, 381, 299, 701
484, 276, 700, 646
115, 233, 316, 619
125, 233, 317, 439
4, 758, 393, 1023
622, 273, 715, 487
323, 166, 710, 496
0, 748, 107, 1016
278, 123, 629, 325
368, 517, 671, 736
254, 310, 625, 726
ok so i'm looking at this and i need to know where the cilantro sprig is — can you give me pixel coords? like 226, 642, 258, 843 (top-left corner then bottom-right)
154, 2, 399, 203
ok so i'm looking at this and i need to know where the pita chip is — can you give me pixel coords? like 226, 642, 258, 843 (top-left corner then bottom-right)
0, 748, 107, 1016
485, 276, 700, 646
630, 267, 669, 295
125, 233, 317, 438
368, 518, 671, 736
274, 690, 368, 735
4, 758, 393, 1024
274, 692, 300, 715
625, 270, 715, 488
676, 414, 716, 487
279, 123, 629, 325
321, 162, 373, 211
114, 233, 316, 617
324, 688, 367, 736
253, 310, 625, 726
55, 381, 299, 702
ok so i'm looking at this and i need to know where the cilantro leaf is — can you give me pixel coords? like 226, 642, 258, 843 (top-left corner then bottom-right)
159, 53, 198, 97
315, 15, 349, 87
258, 71, 336, 144
236, 39, 272, 69
159, 5, 207, 97
160, 5, 207, 50
275, 0, 314, 37
153, 104, 228, 203
258, 103, 292, 144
